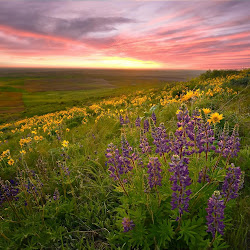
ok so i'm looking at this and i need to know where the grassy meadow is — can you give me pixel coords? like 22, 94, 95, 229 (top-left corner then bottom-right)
0, 68, 202, 123
0, 69, 249, 249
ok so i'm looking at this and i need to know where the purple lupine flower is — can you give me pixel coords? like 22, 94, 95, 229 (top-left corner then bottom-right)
121, 137, 133, 158
131, 149, 144, 168
152, 123, 170, 156
151, 112, 157, 125
106, 143, 133, 182
172, 105, 195, 158
223, 124, 240, 159
106, 143, 125, 181
121, 137, 134, 172
179, 107, 215, 156
135, 116, 141, 127
125, 115, 130, 124
185, 108, 201, 142
122, 218, 135, 232
216, 122, 229, 155
206, 191, 225, 238
139, 133, 151, 154
143, 119, 150, 133
171, 131, 194, 159
192, 108, 202, 125
176, 104, 191, 126
53, 188, 60, 201
147, 157, 162, 189
189, 109, 216, 155
57, 161, 70, 176
120, 115, 124, 125
25, 179, 39, 194
196, 121, 216, 156
169, 155, 192, 219
221, 163, 242, 203
0, 179, 19, 206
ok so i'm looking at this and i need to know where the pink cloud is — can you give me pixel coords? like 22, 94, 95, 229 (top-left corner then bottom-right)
0, 0, 249, 69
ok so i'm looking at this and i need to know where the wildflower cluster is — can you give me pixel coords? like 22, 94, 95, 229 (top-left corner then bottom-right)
106, 104, 243, 246
0, 69, 247, 249
106, 143, 132, 182
0, 179, 19, 206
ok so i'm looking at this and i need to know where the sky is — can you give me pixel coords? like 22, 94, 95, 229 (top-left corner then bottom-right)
0, 0, 249, 69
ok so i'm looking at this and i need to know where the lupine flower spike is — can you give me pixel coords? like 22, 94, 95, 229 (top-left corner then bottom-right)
135, 116, 141, 127
221, 163, 242, 204
139, 132, 151, 154
143, 119, 150, 133
151, 112, 157, 125
169, 155, 192, 220
151, 123, 169, 159
122, 217, 135, 232
147, 157, 162, 189
206, 191, 225, 238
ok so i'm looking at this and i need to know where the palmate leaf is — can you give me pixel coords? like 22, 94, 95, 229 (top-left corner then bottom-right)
129, 205, 147, 222
128, 223, 151, 249
177, 216, 208, 248
149, 220, 174, 248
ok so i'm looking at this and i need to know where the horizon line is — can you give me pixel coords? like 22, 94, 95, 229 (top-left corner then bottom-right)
0, 66, 247, 71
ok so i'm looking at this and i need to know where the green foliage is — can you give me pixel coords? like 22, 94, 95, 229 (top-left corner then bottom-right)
66, 115, 85, 128
177, 217, 209, 249
199, 69, 239, 80
229, 76, 249, 86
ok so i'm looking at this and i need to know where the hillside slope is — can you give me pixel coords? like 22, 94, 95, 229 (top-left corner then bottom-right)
0, 69, 249, 249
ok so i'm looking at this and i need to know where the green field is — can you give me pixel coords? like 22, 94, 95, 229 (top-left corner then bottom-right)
0, 68, 203, 123
0, 69, 249, 249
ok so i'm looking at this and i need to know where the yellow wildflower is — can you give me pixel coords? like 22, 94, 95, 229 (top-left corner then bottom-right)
8, 158, 14, 166
2, 149, 10, 157
62, 140, 69, 148
20, 150, 26, 155
203, 108, 211, 115
34, 136, 39, 141
66, 128, 70, 132
209, 112, 224, 124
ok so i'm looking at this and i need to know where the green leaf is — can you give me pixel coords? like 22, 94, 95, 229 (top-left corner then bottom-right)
213, 235, 230, 249
177, 216, 208, 248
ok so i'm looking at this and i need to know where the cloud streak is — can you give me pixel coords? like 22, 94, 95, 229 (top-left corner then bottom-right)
0, 0, 249, 69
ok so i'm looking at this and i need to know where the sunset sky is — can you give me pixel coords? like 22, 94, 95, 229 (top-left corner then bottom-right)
0, 0, 249, 69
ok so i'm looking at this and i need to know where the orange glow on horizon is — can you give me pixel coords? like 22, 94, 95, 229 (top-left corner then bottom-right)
0, 55, 164, 69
